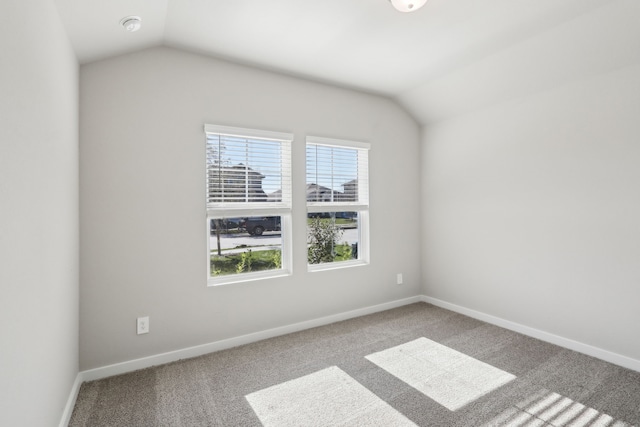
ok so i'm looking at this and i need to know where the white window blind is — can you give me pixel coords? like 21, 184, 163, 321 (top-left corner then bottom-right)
205, 125, 292, 213
306, 136, 369, 212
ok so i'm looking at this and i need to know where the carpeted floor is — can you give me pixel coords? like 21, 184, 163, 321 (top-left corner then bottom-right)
69, 303, 640, 426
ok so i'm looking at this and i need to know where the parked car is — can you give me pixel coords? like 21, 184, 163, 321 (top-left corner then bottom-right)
210, 218, 241, 234
239, 216, 281, 236
307, 212, 357, 219
307, 212, 331, 219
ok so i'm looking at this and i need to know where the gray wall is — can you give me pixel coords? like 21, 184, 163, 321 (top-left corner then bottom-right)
421, 62, 640, 361
0, 0, 79, 425
79, 47, 421, 370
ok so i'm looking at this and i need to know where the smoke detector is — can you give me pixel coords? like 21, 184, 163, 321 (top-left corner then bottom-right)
120, 16, 142, 32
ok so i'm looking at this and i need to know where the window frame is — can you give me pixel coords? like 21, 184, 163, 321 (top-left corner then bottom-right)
205, 124, 293, 286
305, 136, 370, 272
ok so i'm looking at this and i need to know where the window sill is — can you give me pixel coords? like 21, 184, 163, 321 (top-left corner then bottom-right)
307, 259, 368, 273
208, 269, 291, 287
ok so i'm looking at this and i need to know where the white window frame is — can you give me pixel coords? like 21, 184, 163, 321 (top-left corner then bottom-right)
205, 124, 292, 286
306, 136, 370, 272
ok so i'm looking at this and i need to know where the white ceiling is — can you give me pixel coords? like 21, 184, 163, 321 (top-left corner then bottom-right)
54, 0, 640, 124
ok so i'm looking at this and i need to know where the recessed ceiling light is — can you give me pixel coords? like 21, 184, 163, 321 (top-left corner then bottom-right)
120, 16, 142, 32
389, 0, 427, 13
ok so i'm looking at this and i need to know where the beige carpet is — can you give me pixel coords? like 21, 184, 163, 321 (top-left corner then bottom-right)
246, 366, 417, 426
365, 337, 516, 411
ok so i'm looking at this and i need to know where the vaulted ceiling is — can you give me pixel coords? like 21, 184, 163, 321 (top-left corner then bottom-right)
54, 0, 640, 124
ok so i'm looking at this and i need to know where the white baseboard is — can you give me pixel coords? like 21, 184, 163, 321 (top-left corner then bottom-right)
59, 372, 83, 427
421, 295, 640, 373
81, 295, 423, 382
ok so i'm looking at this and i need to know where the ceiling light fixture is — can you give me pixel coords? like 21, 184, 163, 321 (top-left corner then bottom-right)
389, 0, 427, 13
120, 16, 142, 32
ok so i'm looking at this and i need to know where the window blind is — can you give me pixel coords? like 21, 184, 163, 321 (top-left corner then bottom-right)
306, 137, 369, 210
205, 125, 292, 210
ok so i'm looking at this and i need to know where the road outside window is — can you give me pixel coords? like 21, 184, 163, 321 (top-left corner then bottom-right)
209, 216, 283, 277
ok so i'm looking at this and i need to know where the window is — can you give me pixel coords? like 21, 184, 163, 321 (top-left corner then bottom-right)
306, 136, 370, 270
205, 124, 292, 285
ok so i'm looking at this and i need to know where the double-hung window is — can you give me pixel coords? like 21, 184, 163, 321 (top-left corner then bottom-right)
205, 124, 292, 285
306, 136, 370, 270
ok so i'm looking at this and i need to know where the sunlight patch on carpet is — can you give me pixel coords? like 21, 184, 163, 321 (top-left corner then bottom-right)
483, 389, 634, 426
245, 366, 417, 427
365, 337, 516, 411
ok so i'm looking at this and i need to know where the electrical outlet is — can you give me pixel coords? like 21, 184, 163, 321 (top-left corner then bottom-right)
397, 273, 403, 285
137, 316, 149, 335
